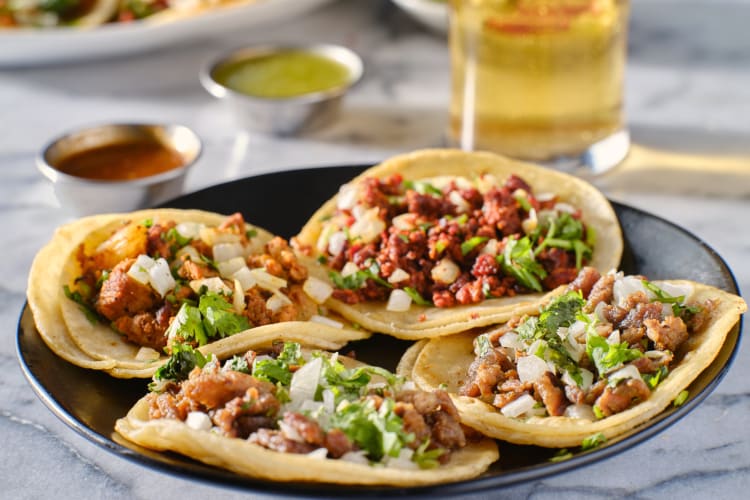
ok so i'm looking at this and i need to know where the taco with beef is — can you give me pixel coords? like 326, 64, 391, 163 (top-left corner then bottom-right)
27, 208, 368, 378
400, 267, 746, 447
294, 149, 623, 339
115, 340, 499, 485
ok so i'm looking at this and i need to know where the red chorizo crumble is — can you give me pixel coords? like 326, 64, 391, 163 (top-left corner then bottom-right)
320, 174, 593, 308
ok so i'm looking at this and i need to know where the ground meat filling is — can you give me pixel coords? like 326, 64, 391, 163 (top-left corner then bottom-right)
147, 349, 469, 465
321, 173, 593, 308
460, 267, 712, 419
72, 213, 315, 349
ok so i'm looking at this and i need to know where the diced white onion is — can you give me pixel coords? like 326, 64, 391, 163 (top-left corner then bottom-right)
480, 238, 499, 256
449, 190, 470, 213
266, 293, 291, 313
517, 354, 549, 383
175, 222, 204, 239
563, 333, 585, 362
562, 368, 593, 390
148, 258, 176, 297
189, 277, 231, 295
658, 282, 693, 302
340, 451, 370, 465
501, 393, 537, 418
554, 202, 576, 214
336, 183, 359, 210
499, 332, 525, 350
322, 389, 335, 413
303, 277, 333, 304
232, 279, 245, 314
386, 448, 418, 470
430, 257, 460, 285
213, 243, 244, 263
607, 329, 621, 345
388, 268, 411, 284
386, 289, 413, 312
199, 227, 241, 246
249, 268, 287, 292
392, 213, 416, 231
521, 208, 538, 235
349, 207, 385, 243
185, 412, 212, 431
127, 254, 154, 285
613, 275, 648, 307
315, 222, 337, 254
279, 421, 305, 442
310, 315, 343, 329
536, 192, 555, 203
216, 256, 246, 278
306, 448, 329, 460
475, 173, 498, 194
135, 346, 160, 361
608, 364, 641, 384
290, 357, 323, 405
402, 380, 416, 391
341, 261, 359, 277
175, 245, 201, 262
328, 231, 347, 256
564, 404, 596, 420
231, 266, 256, 291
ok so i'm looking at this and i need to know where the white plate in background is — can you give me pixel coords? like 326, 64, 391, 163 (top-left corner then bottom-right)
0, 0, 331, 67
392, 0, 448, 34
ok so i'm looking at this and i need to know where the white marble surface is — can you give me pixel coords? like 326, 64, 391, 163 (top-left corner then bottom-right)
1, 0, 749, 498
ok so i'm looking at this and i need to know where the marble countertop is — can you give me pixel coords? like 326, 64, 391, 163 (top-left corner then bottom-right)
1, 0, 748, 498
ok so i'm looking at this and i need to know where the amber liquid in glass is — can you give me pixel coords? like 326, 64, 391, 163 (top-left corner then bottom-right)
449, 0, 629, 161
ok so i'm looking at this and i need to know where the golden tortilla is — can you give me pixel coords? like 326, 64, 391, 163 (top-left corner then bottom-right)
115, 346, 499, 486
30, 208, 369, 378
405, 280, 746, 447
296, 149, 623, 340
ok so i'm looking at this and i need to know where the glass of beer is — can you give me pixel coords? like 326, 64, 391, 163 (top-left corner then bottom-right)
448, 0, 630, 171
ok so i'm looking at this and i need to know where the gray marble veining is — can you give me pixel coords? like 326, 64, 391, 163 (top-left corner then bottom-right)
1, 0, 748, 498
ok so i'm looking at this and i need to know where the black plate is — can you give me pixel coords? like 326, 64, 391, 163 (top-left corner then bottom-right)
17, 165, 744, 497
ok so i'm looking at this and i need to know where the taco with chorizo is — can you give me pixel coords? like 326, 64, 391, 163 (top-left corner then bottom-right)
28, 208, 368, 378
294, 149, 623, 339
401, 267, 746, 447
115, 340, 499, 486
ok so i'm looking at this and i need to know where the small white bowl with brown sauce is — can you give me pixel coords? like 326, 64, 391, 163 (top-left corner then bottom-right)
37, 123, 202, 216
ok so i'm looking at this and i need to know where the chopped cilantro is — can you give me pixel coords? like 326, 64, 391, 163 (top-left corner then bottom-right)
498, 236, 547, 292
199, 293, 250, 339
165, 303, 208, 345
549, 448, 573, 462
317, 255, 328, 265
164, 227, 192, 248
673, 390, 689, 407
586, 334, 643, 377
62, 285, 100, 325
329, 262, 392, 290
403, 287, 432, 306
642, 280, 702, 317
642, 366, 669, 389
403, 180, 443, 197
581, 433, 606, 451
225, 355, 251, 374
398, 234, 410, 244
533, 212, 592, 269
253, 358, 293, 385
329, 397, 411, 462
150, 343, 210, 391
413, 439, 445, 469
474, 334, 493, 357
461, 236, 488, 256
141, 218, 154, 228
246, 228, 258, 239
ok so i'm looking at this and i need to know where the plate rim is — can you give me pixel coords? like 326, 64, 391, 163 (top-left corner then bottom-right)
16, 164, 745, 496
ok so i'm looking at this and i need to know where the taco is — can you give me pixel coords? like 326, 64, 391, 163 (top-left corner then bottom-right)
115, 340, 499, 486
402, 267, 746, 447
294, 149, 623, 339
28, 208, 369, 378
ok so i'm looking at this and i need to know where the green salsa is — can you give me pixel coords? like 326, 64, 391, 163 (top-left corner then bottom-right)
213, 50, 352, 98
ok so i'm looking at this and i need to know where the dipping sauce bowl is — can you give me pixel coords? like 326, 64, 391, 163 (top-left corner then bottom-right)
37, 123, 202, 216
200, 43, 363, 135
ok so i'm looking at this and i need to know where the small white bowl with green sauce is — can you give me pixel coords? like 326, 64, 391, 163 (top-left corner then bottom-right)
201, 43, 363, 135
